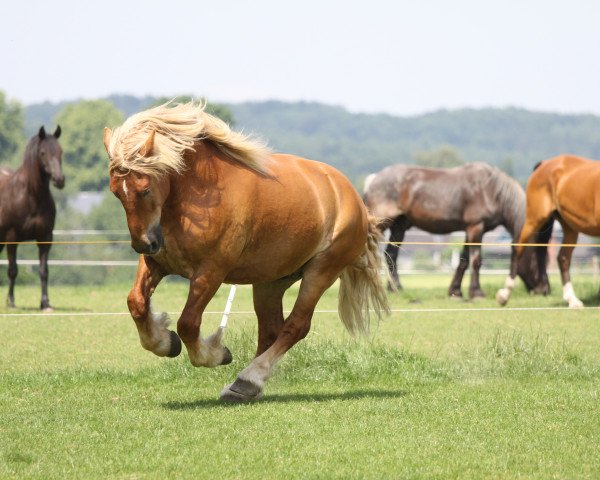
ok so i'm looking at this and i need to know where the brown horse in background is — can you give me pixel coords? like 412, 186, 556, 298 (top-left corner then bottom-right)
104, 103, 389, 402
363, 162, 549, 298
497, 155, 600, 308
0, 126, 64, 310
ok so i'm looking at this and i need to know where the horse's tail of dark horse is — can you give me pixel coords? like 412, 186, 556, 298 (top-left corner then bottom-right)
338, 215, 390, 336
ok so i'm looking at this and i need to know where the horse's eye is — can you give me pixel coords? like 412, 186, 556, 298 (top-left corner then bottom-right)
140, 189, 151, 198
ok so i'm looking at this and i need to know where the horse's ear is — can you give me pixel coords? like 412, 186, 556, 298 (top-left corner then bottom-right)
103, 127, 112, 153
139, 130, 155, 157
53, 125, 61, 139
38, 126, 46, 140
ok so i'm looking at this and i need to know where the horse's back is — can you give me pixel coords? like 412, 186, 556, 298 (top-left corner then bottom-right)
364, 162, 498, 226
529, 154, 600, 191
268, 154, 367, 234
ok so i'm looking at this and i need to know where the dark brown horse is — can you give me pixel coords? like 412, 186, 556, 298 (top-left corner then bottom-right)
104, 103, 389, 402
363, 162, 549, 298
0, 126, 65, 310
498, 155, 600, 308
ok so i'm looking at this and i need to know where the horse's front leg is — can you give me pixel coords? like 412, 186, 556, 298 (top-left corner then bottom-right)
37, 241, 52, 311
6, 244, 17, 308
497, 214, 550, 306
557, 226, 583, 308
496, 244, 519, 306
127, 255, 181, 357
177, 269, 232, 368
467, 224, 485, 299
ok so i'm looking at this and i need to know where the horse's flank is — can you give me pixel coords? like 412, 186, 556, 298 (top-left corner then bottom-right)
106, 102, 272, 178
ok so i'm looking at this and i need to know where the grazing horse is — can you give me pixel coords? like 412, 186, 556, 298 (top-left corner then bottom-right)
0, 126, 65, 310
363, 163, 548, 298
104, 103, 389, 402
497, 155, 600, 308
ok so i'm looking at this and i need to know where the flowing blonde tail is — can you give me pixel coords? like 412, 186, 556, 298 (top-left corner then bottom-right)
338, 216, 391, 336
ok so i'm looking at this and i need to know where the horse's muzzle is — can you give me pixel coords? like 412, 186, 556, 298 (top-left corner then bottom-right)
132, 224, 164, 255
52, 175, 65, 189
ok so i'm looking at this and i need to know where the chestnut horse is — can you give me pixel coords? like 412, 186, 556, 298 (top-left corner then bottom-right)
363, 163, 549, 298
104, 103, 389, 402
0, 126, 64, 310
497, 155, 600, 308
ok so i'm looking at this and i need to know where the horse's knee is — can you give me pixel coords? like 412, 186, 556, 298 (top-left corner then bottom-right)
39, 267, 48, 282
127, 290, 148, 320
8, 264, 17, 280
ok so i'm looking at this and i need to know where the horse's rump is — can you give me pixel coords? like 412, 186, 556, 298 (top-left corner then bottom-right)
526, 154, 600, 237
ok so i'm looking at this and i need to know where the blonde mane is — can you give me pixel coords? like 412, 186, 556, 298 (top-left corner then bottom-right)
107, 101, 272, 177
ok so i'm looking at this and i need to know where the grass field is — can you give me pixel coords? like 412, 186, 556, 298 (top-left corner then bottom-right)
1, 273, 599, 479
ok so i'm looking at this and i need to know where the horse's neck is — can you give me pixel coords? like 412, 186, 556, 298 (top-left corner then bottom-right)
17, 162, 51, 198
502, 200, 524, 240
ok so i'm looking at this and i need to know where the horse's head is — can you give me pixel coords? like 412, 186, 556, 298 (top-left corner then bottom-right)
38, 126, 65, 189
517, 246, 550, 294
105, 128, 170, 255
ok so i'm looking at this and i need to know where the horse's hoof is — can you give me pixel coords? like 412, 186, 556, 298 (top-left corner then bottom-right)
496, 289, 509, 306
449, 292, 463, 299
568, 300, 584, 309
220, 378, 263, 403
167, 330, 182, 358
220, 346, 233, 365
470, 291, 486, 300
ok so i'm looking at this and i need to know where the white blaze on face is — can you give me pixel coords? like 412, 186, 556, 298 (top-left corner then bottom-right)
122, 179, 128, 198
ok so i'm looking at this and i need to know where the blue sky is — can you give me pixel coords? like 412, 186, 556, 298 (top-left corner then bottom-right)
1, 0, 599, 115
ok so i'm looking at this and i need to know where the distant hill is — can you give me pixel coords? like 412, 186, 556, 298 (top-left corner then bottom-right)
229, 101, 600, 183
25, 96, 600, 185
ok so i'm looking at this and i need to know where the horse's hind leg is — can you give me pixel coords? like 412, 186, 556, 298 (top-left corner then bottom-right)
557, 225, 583, 308
6, 244, 17, 308
253, 276, 298, 357
221, 259, 345, 402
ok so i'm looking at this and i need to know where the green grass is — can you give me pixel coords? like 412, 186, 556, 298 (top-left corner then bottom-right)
1, 274, 599, 478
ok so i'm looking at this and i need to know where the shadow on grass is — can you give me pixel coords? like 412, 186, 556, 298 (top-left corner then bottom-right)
163, 388, 408, 410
